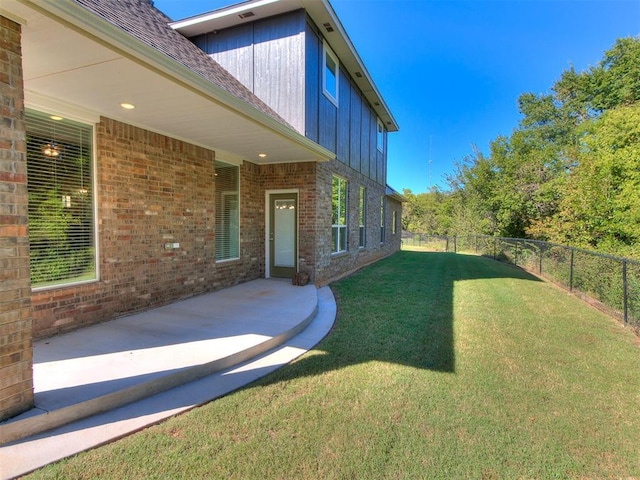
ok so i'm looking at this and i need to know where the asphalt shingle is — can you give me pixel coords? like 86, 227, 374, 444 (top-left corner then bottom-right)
74, 0, 293, 128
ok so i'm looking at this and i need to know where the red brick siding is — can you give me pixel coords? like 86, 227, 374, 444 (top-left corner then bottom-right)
257, 161, 318, 279
314, 160, 401, 284
32, 118, 232, 338
0, 15, 33, 421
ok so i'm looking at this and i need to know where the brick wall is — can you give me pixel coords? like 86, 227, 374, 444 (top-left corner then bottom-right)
314, 160, 401, 284
26, 116, 400, 340
257, 161, 318, 279
31, 118, 263, 338
0, 16, 33, 421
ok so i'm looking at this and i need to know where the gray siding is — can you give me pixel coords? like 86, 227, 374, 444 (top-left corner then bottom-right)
349, 86, 362, 172
190, 11, 387, 186
194, 11, 306, 134
193, 24, 255, 91
337, 68, 351, 163
304, 19, 386, 186
254, 13, 306, 133
360, 107, 371, 178
304, 22, 320, 142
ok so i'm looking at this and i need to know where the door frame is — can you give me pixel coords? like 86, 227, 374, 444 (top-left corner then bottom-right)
265, 189, 299, 279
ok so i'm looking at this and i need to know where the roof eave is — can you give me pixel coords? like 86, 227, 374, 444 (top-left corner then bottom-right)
170, 0, 399, 133
23, 0, 335, 162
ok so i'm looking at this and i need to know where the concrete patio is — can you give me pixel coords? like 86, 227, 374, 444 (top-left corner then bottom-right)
0, 279, 336, 479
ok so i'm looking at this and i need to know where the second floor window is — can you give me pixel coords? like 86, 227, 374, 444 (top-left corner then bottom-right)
323, 41, 339, 106
377, 119, 385, 152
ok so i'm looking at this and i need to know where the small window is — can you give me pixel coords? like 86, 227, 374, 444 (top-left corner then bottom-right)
392, 210, 398, 235
215, 161, 240, 261
377, 119, 384, 152
332, 176, 347, 253
323, 41, 339, 106
26, 109, 97, 289
359, 186, 366, 248
380, 196, 386, 244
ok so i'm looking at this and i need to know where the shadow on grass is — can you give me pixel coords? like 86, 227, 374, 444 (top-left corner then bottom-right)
265, 250, 542, 382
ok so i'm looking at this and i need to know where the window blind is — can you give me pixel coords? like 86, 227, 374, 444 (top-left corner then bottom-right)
25, 109, 96, 287
215, 160, 239, 261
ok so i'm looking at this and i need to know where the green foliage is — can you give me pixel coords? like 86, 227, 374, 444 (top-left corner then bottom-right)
439, 37, 640, 259
535, 103, 640, 253
401, 186, 453, 234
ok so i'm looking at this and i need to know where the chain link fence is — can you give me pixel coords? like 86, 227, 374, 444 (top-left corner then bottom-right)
402, 233, 640, 333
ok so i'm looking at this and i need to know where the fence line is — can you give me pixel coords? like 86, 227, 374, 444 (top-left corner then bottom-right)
402, 233, 640, 332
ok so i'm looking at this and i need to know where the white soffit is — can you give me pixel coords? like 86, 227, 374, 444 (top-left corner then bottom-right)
9, 0, 333, 164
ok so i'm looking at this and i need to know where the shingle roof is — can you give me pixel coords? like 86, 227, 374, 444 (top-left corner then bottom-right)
73, 0, 293, 128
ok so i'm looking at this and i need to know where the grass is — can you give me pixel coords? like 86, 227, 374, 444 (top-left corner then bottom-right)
27, 251, 640, 479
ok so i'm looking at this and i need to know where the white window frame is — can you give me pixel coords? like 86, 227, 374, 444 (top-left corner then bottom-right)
377, 119, 385, 152
25, 108, 99, 291
215, 160, 240, 263
332, 175, 348, 254
392, 210, 398, 235
322, 40, 339, 107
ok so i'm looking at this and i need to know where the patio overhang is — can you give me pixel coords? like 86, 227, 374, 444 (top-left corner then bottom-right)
3, 0, 335, 165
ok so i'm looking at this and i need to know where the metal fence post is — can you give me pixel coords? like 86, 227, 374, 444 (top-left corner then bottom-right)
539, 244, 543, 274
623, 259, 628, 324
515, 240, 519, 266
493, 237, 497, 259
475, 235, 478, 254
454, 235, 457, 253
569, 248, 575, 292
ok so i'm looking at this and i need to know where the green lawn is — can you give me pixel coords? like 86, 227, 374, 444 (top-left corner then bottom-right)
28, 251, 640, 479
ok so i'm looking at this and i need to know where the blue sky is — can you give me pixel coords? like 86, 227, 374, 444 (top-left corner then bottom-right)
154, 0, 640, 193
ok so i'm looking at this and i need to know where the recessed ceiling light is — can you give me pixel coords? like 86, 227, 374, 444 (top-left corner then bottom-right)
120, 103, 135, 110
50, 115, 63, 121
258, 153, 267, 158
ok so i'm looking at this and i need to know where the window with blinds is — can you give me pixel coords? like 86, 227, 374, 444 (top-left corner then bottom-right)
215, 160, 239, 261
332, 175, 347, 253
25, 109, 96, 288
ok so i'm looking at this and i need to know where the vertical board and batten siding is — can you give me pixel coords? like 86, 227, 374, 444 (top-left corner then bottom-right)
194, 10, 306, 135
369, 112, 377, 183
349, 86, 362, 172
360, 108, 371, 178
192, 10, 387, 186
304, 18, 320, 142
253, 12, 306, 134
192, 24, 255, 92
336, 68, 351, 163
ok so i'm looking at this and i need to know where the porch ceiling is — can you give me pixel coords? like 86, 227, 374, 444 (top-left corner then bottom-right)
7, 0, 334, 165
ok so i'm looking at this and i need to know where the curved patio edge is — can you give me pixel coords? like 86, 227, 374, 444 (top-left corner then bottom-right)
0, 284, 337, 480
